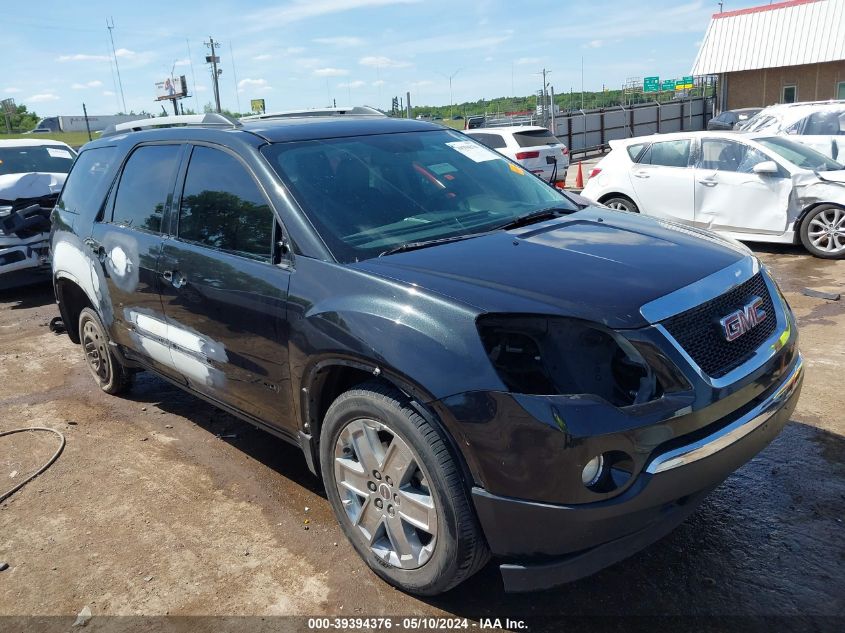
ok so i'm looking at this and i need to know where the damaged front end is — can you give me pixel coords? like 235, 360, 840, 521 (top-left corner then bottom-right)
0, 193, 57, 287
792, 169, 845, 209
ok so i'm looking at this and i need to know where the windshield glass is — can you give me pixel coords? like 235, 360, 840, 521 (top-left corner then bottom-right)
756, 137, 843, 171
261, 129, 574, 262
0, 144, 76, 176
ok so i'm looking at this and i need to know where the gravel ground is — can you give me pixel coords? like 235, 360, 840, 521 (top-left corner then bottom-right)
0, 244, 843, 631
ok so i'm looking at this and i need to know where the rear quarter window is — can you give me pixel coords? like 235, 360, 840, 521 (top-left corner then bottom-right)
56, 146, 117, 215
626, 143, 646, 161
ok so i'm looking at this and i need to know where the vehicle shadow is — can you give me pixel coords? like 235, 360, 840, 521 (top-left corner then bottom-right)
123, 370, 325, 497
0, 279, 54, 310
422, 421, 845, 624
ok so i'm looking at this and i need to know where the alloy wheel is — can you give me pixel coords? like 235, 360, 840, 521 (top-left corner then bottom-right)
333, 418, 437, 569
807, 208, 845, 254
82, 320, 111, 383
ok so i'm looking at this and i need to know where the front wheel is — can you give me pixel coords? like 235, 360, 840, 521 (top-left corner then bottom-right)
603, 195, 640, 213
800, 205, 845, 259
320, 382, 489, 595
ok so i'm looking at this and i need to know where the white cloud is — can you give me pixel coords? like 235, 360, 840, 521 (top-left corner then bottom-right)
484, 56, 494, 62
313, 67, 349, 77
3, 87, 22, 94
359, 55, 410, 68
173, 58, 191, 66
57, 53, 109, 62
285, 46, 306, 54
28, 93, 60, 103
410, 80, 433, 88
238, 78, 272, 93
71, 80, 104, 90
314, 36, 364, 47
253, 54, 273, 61
403, 32, 512, 55
372, 79, 386, 87
545, 1, 709, 40
195, 85, 208, 92
515, 57, 541, 66
338, 80, 366, 89
103, 90, 116, 96
245, 0, 420, 29
583, 39, 603, 49
57, 48, 137, 62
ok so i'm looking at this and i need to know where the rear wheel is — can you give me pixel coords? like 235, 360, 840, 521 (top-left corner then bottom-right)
320, 382, 489, 595
78, 307, 132, 395
603, 195, 639, 213
800, 205, 845, 259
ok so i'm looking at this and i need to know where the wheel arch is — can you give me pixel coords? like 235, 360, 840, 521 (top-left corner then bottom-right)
54, 273, 96, 344
793, 201, 845, 237
298, 355, 476, 488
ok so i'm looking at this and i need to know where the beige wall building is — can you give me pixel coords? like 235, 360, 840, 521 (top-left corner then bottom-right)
692, 0, 845, 111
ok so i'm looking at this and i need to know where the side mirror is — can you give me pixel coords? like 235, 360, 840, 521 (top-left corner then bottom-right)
753, 160, 779, 175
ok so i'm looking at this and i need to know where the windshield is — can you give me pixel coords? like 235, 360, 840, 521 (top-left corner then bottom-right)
261, 129, 574, 262
0, 145, 76, 176
756, 137, 843, 171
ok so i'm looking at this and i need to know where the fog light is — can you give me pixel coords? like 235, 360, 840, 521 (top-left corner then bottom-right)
582, 455, 605, 487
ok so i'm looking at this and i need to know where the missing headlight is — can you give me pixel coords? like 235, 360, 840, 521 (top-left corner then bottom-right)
477, 315, 661, 406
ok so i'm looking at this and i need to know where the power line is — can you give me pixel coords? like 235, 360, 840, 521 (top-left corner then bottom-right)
229, 42, 242, 114
186, 39, 199, 112
106, 17, 127, 114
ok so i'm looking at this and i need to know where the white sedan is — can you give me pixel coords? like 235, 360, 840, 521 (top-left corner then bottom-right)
581, 131, 845, 259
464, 126, 569, 184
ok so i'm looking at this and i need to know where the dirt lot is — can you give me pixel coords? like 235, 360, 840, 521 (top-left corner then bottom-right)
0, 244, 843, 630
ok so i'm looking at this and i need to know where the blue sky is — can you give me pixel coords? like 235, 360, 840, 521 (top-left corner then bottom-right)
2, 0, 764, 117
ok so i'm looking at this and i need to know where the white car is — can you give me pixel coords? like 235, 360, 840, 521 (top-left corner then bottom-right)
581, 131, 845, 259
0, 139, 77, 285
464, 126, 569, 184
738, 101, 845, 160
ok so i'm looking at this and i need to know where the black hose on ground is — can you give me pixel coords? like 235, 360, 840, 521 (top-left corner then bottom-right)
0, 427, 65, 503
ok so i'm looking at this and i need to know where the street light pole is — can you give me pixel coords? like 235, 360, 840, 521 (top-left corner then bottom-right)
439, 68, 461, 119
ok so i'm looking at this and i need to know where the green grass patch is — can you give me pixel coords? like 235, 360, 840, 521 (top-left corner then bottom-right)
0, 131, 96, 148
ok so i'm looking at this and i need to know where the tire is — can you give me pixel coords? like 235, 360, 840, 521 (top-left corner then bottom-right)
603, 195, 639, 213
78, 307, 132, 395
800, 205, 845, 259
319, 381, 489, 595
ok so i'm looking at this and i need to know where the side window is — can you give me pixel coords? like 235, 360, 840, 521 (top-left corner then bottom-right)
178, 146, 274, 262
803, 111, 845, 135
470, 133, 507, 149
639, 140, 691, 168
699, 139, 769, 173
782, 85, 797, 104
57, 147, 116, 215
111, 145, 181, 232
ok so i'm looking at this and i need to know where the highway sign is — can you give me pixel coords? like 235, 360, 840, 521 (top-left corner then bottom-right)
644, 76, 660, 93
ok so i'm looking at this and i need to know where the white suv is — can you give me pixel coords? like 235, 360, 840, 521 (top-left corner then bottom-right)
464, 126, 569, 184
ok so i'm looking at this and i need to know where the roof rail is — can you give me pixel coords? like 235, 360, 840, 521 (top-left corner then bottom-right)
101, 113, 241, 137
240, 106, 386, 121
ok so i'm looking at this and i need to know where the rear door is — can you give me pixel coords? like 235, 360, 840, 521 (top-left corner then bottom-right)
693, 137, 792, 235
628, 138, 695, 222
88, 143, 185, 381
157, 144, 294, 428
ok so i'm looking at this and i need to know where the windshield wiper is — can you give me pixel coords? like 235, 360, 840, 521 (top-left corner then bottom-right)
489, 207, 572, 231
379, 233, 482, 257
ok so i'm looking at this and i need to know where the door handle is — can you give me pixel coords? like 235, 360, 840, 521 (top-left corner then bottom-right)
162, 270, 188, 289
633, 171, 650, 179
698, 179, 718, 187
83, 237, 99, 252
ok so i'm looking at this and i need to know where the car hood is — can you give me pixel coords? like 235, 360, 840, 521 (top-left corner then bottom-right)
0, 172, 67, 203
354, 207, 748, 329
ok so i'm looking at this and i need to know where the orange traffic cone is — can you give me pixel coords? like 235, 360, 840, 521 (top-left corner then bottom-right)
575, 161, 584, 189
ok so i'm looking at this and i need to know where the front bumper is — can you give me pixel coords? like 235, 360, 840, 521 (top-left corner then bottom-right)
0, 233, 50, 277
471, 353, 803, 592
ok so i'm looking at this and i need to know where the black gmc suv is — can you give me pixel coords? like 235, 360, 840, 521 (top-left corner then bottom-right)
50, 113, 803, 595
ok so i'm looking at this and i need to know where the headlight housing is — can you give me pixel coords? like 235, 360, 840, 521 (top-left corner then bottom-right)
477, 315, 661, 406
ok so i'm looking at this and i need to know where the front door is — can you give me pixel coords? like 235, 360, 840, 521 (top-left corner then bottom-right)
158, 144, 294, 429
694, 138, 792, 236
88, 143, 185, 381
628, 138, 695, 223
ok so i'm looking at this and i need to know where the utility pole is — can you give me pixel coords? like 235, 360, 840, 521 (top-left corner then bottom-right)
82, 103, 92, 142
581, 57, 585, 110
439, 68, 461, 119
106, 17, 127, 113
205, 37, 222, 113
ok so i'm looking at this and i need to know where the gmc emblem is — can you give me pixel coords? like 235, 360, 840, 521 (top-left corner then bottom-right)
719, 297, 767, 342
